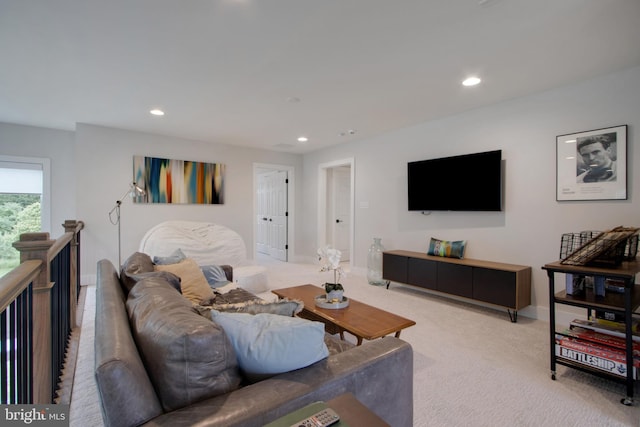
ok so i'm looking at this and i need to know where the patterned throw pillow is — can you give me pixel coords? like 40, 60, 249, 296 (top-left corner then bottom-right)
196, 298, 303, 317
427, 237, 467, 259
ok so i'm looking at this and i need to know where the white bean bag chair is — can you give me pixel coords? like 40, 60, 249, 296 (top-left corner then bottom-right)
139, 221, 269, 294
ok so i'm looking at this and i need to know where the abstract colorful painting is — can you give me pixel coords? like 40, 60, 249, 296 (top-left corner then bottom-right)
133, 156, 225, 204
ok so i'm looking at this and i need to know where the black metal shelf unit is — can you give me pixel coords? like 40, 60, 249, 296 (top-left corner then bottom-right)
542, 260, 640, 405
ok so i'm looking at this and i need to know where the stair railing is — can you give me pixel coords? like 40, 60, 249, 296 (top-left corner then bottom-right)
0, 220, 83, 404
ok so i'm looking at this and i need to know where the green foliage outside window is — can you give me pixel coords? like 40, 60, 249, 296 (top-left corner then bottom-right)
0, 194, 41, 276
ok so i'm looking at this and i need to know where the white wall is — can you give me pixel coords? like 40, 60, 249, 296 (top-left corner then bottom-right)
1, 66, 638, 320
301, 66, 640, 319
74, 124, 303, 279
0, 122, 303, 281
0, 122, 76, 236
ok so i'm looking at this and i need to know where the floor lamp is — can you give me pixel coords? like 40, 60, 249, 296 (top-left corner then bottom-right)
109, 182, 146, 267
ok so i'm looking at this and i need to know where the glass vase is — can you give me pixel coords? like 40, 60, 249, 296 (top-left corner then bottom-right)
367, 237, 386, 286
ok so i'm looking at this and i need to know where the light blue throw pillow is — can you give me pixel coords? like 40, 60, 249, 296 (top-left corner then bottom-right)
210, 311, 329, 381
201, 264, 230, 287
153, 248, 187, 265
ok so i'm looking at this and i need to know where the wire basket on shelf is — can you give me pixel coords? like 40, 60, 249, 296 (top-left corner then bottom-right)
559, 226, 639, 267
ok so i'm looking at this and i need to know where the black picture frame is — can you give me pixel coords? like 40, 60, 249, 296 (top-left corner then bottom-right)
556, 125, 627, 201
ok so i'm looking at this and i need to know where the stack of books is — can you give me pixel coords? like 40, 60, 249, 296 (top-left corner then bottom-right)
564, 275, 628, 297
555, 316, 640, 379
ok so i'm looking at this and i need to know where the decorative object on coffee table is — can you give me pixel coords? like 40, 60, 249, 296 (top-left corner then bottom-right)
367, 237, 387, 286
316, 287, 350, 309
317, 246, 349, 308
324, 282, 344, 302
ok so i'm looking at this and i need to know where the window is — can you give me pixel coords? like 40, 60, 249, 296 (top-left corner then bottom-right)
0, 156, 50, 277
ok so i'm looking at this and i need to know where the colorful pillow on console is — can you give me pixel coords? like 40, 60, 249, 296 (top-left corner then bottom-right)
428, 237, 467, 259
155, 258, 214, 304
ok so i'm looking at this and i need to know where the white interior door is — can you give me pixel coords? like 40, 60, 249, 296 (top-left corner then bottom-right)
268, 171, 288, 261
256, 174, 269, 255
256, 170, 288, 261
330, 166, 351, 261
317, 158, 354, 270
254, 163, 294, 263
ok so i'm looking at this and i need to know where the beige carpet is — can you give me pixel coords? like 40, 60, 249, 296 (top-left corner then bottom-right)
69, 284, 104, 427
69, 256, 639, 426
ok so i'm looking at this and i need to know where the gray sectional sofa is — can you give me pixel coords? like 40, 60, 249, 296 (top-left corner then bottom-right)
94, 255, 414, 427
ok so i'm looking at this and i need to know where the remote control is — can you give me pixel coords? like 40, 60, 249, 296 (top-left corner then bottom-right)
290, 407, 340, 427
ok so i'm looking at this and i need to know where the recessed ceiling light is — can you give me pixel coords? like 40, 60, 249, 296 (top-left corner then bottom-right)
297, 136, 308, 143
150, 109, 165, 116
462, 77, 481, 87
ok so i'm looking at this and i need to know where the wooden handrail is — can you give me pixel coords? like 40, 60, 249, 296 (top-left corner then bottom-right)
0, 220, 84, 404
48, 232, 73, 260
0, 260, 41, 313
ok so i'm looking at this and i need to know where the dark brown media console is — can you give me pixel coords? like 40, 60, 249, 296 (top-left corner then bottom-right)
383, 250, 532, 322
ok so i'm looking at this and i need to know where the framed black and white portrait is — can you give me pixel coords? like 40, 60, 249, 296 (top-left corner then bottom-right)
556, 125, 627, 201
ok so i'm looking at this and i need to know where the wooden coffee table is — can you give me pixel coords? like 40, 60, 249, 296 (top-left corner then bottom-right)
272, 284, 415, 345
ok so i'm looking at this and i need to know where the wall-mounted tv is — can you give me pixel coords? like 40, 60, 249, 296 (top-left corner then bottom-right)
408, 150, 502, 212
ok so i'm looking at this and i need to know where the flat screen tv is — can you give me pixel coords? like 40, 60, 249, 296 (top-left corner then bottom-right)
407, 150, 502, 212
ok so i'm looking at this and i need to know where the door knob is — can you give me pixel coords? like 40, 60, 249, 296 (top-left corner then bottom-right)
336, 219, 343, 223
